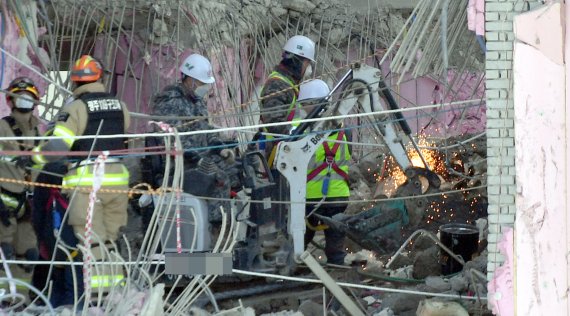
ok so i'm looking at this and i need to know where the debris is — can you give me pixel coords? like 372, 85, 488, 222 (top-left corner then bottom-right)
189, 307, 212, 316
363, 295, 380, 305
381, 293, 424, 314
424, 276, 451, 292
387, 253, 412, 270
298, 300, 323, 316
389, 265, 414, 279
449, 275, 469, 293
416, 299, 469, 316
344, 249, 376, 265
462, 251, 487, 276
373, 308, 395, 316
412, 247, 441, 279
260, 311, 303, 316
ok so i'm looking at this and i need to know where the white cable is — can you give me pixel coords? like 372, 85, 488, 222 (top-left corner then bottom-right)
0, 46, 72, 94
0, 98, 483, 141
231, 269, 487, 301
418, 132, 486, 150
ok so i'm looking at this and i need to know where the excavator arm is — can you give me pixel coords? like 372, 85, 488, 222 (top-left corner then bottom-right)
274, 63, 440, 259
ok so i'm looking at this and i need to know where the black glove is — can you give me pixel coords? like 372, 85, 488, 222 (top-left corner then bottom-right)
13, 155, 33, 170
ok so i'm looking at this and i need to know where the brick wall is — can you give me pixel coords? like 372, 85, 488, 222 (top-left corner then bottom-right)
485, 0, 541, 279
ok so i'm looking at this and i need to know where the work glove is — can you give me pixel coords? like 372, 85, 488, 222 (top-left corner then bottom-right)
12, 155, 33, 170
138, 193, 153, 208
219, 149, 236, 164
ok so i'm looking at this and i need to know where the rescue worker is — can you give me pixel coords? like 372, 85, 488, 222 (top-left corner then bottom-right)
30, 55, 129, 289
0, 77, 41, 269
259, 35, 316, 162
299, 79, 351, 265
143, 53, 234, 225
150, 53, 233, 161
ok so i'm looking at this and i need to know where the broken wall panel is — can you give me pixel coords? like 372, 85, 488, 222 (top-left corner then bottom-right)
513, 2, 568, 314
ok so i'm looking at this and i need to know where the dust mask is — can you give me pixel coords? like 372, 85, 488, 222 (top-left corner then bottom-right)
194, 84, 211, 99
303, 64, 313, 79
14, 94, 35, 113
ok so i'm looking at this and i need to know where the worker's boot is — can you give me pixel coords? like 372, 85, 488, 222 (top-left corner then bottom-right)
20, 248, 39, 273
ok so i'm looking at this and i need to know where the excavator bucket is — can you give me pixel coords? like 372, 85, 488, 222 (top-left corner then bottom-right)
314, 200, 409, 254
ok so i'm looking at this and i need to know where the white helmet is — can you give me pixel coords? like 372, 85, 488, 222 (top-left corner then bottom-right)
298, 79, 330, 101
283, 35, 316, 62
179, 53, 215, 84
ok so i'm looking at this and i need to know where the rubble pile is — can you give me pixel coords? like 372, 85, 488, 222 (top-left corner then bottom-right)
347, 133, 488, 245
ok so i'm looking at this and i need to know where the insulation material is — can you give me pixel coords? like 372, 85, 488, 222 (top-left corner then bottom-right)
512, 3, 568, 313
467, 0, 484, 36
0, 0, 49, 118
487, 227, 514, 316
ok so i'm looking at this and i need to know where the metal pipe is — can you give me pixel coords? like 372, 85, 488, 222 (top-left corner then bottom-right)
300, 251, 366, 316
385, 229, 464, 270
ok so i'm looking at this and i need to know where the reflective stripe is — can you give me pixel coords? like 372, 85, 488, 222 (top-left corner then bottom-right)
0, 155, 15, 162
306, 132, 351, 199
31, 146, 48, 165
262, 71, 300, 141
91, 274, 125, 288
0, 193, 19, 209
62, 165, 129, 188
53, 124, 76, 148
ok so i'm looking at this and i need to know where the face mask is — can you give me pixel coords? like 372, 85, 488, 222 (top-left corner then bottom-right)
194, 84, 211, 99
14, 94, 35, 113
303, 64, 313, 79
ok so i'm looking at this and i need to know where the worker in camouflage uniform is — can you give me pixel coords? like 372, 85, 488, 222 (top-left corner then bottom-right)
0, 77, 42, 269
149, 53, 234, 168
259, 35, 316, 163
142, 53, 234, 225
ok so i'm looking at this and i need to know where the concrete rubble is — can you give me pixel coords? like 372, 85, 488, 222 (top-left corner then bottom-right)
0, 0, 492, 314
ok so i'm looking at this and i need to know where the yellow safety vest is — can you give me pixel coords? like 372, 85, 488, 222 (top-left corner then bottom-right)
306, 131, 351, 199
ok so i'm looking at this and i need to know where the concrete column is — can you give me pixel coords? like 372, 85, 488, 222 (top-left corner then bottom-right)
484, 0, 541, 281
511, 2, 568, 314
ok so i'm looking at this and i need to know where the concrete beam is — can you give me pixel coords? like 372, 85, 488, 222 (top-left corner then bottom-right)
349, 0, 420, 11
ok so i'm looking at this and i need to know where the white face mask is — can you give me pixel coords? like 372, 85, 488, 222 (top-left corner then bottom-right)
14, 94, 35, 112
303, 64, 313, 79
194, 84, 211, 99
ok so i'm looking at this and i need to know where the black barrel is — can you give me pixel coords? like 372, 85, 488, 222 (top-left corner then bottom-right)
439, 223, 479, 275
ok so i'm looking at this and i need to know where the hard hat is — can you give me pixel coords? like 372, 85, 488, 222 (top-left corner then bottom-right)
70, 55, 103, 82
298, 79, 330, 101
283, 35, 316, 62
6, 77, 40, 102
179, 54, 215, 84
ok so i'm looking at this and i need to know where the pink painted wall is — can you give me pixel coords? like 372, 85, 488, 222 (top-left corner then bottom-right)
512, 3, 568, 315
100, 36, 485, 139
0, 1, 49, 120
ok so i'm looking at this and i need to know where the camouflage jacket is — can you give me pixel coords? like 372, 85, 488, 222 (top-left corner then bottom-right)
260, 65, 301, 136
150, 83, 220, 154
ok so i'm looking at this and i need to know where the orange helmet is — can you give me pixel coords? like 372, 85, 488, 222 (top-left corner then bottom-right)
6, 77, 40, 102
70, 55, 103, 82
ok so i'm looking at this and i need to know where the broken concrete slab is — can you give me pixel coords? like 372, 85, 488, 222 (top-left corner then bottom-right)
298, 300, 323, 316
448, 275, 469, 293
416, 299, 469, 316
412, 247, 441, 279
424, 276, 451, 292
380, 293, 424, 314
372, 308, 395, 316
